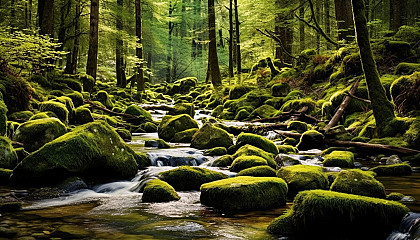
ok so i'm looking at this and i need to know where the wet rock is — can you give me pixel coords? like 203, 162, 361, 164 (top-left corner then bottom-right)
191, 123, 233, 150
230, 156, 268, 172
0, 201, 22, 212
142, 179, 180, 203
296, 130, 325, 151
382, 155, 402, 165
158, 114, 199, 141
203, 147, 227, 156
173, 128, 198, 143
58, 176, 88, 192
145, 139, 170, 149
236, 133, 279, 155
212, 155, 233, 167
167, 103, 195, 118
0, 136, 18, 169
323, 151, 354, 168
275, 154, 301, 167
51, 225, 92, 239
370, 163, 412, 176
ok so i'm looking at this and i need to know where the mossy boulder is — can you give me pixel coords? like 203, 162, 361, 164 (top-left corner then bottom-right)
236, 165, 276, 177
394, 63, 420, 75
159, 166, 228, 191
248, 105, 277, 119
0, 101, 6, 136
174, 77, 197, 94
229, 85, 255, 99
370, 163, 412, 176
116, 129, 132, 142
330, 169, 386, 198
12, 121, 139, 185
39, 101, 69, 125
145, 139, 170, 148
141, 179, 180, 203
232, 144, 276, 168
66, 92, 84, 107
212, 155, 233, 167
404, 117, 420, 149
230, 155, 268, 172
277, 145, 298, 154
135, 152, 151, 170
124, 105, 152, 121
173, 128, 198, 143
236, 133, 279, 155
29, 112, 50, 120
74, 107, 94, 124
234, 109, 250, 120
95, 91, 114, 109
287, 121, 308, 133
211, 105, 224, 118
281, 98, 316, 114
390, 72, 419, 114
167, 103, 195, 118
323, 151, 354, 168
276, 165, 329, 197
13, 118, 67, 152
143, 122, 158, 133
0, 137, 18, 169
271, 82, 291, 97
158, 114, 198, 141
79, 75, 95, 93
204, 147, 227, 156
8, 111, 33, 122
200, 176, 287, 210
267, 190, 409, 239
191, 123, 233, 149
296, 130, 325, 150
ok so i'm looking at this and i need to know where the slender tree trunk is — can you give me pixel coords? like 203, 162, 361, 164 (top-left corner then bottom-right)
207, 0, 221, 87
86, 0, 99, 80
135, 0, 144, 93
38, 0, 55, 36
116, 0, 126, 87
335, 0, 354, 43
58, 0, 71, 66
275, 0, 293, 64
167, 1, 174, 82
228, 0, 234, 80
234, 0, 241, 83
299, 0, 305, 51
28, 0, 32, 28
352, 0, 395, 129
68, 0, 81, 74
316, 0, 321, 51
390, 0, 407, 32
324, 0, 331, 49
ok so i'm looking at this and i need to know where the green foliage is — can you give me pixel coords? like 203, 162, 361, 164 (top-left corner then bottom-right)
330, 169, 386, 198
142, 179, 180, 203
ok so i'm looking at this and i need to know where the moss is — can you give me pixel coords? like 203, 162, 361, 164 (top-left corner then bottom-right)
230, 155, 268, 172
276, 165, 329, 197
268, 190, 409, 238
39, 101, 69, 125
95, 91, 114, 109
390, 72, 420, 114
13, 118, 67, 152
386, 192, 405, 201
248, 105, 277, 119
329, 70, 345, 84
229, 85, 255, 99
145, 139, 170, 148
370, 163, 412, 176
234, 109, 250, 120
394, 25, 420, 44
211, 105, 224, 118
264, 97, 284, 109
351, 136, 369, 142
116, 128, 132, 141
141, 179, 180, 203
173, 128, 198, 143
0, 73, 34, 113
158, 114, 199, 141
232, 144, 276, 168
267, 210, 295, 235
204, 147, 227, 156
325, 125, 354, 141
79, 74, 95, 93
74, 107, 94, 125
368, 137, 409, 147
281, 98, 316, 114
236, 133, 279, 155
191, 123, 233, 149
135, 152, 151, 169
271, 83, 290, 97
66, 92, 84, 108
404, 117, 420, 149
124, 105, 152, 121
0, 137, 18, 169
323, 151, 354, 168
200, 176, 287, 210
219, 109, 235, 120
296, 130, 325, 150
53, 96, 75, 120
8, 111, 34, 121
0, 100, 7, 136
6, 121, 19, 139
167, 103, 195, 118
236, 165, 276, 177
159, 166, 228, 191
143, 122, 158, 133
277, 145, 298, 154
394, 63, 420, 75
330, 169, 386, 198
29, 112, 50, 120
173, 77, 197, 94
287, 121, 308, 133
330, 86, 370, 117
29, 74, 50, 87
55, 78, 83, 92
283, 137, 298, 146
11, 121, 139, 185
212, 155, 233, 167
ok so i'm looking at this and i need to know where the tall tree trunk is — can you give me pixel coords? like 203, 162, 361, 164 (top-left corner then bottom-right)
116, 0, 126, 87
228, 0, 234, 80
167, 1, 174, 82
86, 0, 99, 80
352, 0, 395, 130
335, 0, 354, 43
390, 0, 407, 32
316, 0, 321, 51
299, 0, 305, 51
234, 0, 241, 83
68, 0, 81, 74
275, 0, 293, 64
135, 0, 144, 93
180, 0, 187, 39
324, 0, 331, 49
207, 0, 222, 87
58, 0, 71, 66
38, 0, 55, 36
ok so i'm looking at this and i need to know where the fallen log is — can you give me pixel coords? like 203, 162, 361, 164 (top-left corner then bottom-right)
251, 107, 319, 124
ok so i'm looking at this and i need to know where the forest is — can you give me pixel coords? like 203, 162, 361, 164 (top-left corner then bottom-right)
0, 0, 420, 239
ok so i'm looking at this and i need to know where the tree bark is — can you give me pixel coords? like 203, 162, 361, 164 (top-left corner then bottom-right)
228, 0, 234, 81
275, 0, 293, 64
324, 0, 331, 49
68, 0, 81, 74
234, 0, 241, 83
352, 0, 395, 129
207, 0, 222, 87
390, 0, 407, 32
86, 0, 99, 80
38, 0, 55, 36
135, 0, 145, 93
166, 1, 174, 82
299, 0, 305, 51
116, 0, 127, 87
335, 0, 354, 42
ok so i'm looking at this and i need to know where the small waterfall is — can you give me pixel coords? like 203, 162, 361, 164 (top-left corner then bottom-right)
387, 212, 420, 240
147, 151, 208, 167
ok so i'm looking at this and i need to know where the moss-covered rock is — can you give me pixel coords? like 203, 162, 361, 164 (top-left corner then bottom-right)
230, 155, 268, 172
8, 111, 33, 122
277, 145, 298, 154
296, 130, 325, 150
323, 151, 354, 168
95, 91, 113, 109
276, 165, 329, 197
287, 121, 308, 133
74, 107, 94, 125
29, 112, 50, 120
234, 109, 250, 120
39, 101, 69, 125
0, 101, 6, 136
232, 144, 276, 168
116, 128, 132, 142
0, 167, 12, 183
191, 123, 233, 149
248, 105, 277, 119
11, 121, 139, 185
167, 103, 195, 118
13, 118, 67, 152
145, 139, 170, 148
135, 152, 151, 170
390, 72, 419, 114
370, 163, 412, 176
271, 82, 290, 97
0, 137, 18, 169
143, 122, 158, 133
236, 165, 276, 177
173, 128, 198, 143
159, 166, 228, 191
141, 179, 180, 203
212, 155, 233, 167
200, 176, 287, 210
330, 169, 386, 198
158, 114, 199, 141
404, 117, 420, 149
124, 105, 152, 121
66, 92, 84, 108
267, 190, 409, 239
79, 74, 95, 93
394, 63, 420, 75
386, 192, 406, 201
204, 147, 227, 156
211, 105, 224, 118
229, 85, 255, 99
281, 98, 316, 114
174, 77, 197, 94
236, 133, 279, 155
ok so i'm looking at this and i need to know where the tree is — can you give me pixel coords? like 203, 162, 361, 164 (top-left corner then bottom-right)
136, 0, 145, 93
116, 0, 127, 87
207, 0, 222, 87
275, 0, 293, 64
65, 0, 81, 75
38, 0, 55, 36
86, 0, 99, 80
335, 0, 354, 43
352, 0, 395, 129
228, 0, 234, 80
234, 0, 241, 83
390, 0, 407, 32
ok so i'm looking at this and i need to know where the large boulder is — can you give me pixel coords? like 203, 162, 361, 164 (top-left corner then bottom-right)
296, 130, 325, 150
200, 176, 288, 210
236, 133, 279, 155
11, 121, 139, 185
330, 169, 386, 198
267, 190, 409, 239
323, 151, 354, 168
124, 105, 152, 121
230, 155, 268, 172
158, 114, 199, 141
13, 118, 67, 152
232, 144, 276, 168
167, 103, 195, 118
141, 179, 180, 203
236, 166, 277, 177
191, 123, 233, 149
173, 128, 198, 143
370, 163, 412, 176
404, 117, 420, 150
0, 137, 18, 169
39, 101, 69, 125
159, 166, 228, 191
